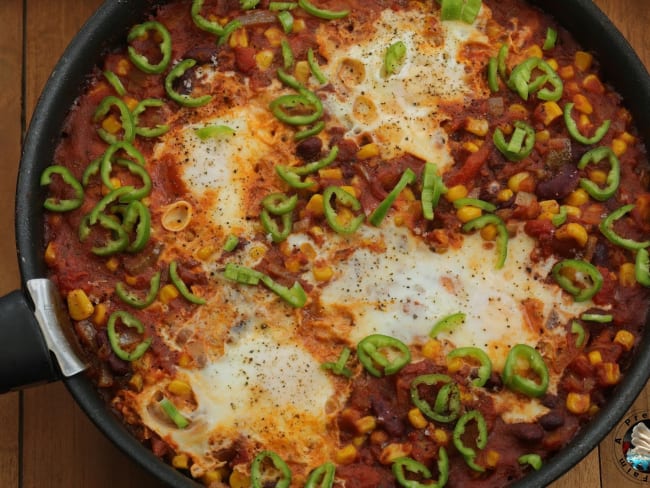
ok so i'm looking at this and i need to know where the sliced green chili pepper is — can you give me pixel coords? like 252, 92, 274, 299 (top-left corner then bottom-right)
321, 347, 353, 378
127, 21, 172, 75
261, 208, 293, 242
103, 70, 126, 97
223, 263, 307, 307
600, 204, 650, 251
439, 0, 482, 24
552, 259, 603, 302
262, 193, 298, 215
369, 168, 417, 226
487, 56, 499, 92
392, 457, 433, 488
577, 146, 620, 201
165, 59, 213, 108
270, 2, 298, 10
564, 103, 611, 145
453, 197, 496, 212
195, 125, 236, 141
169, 260, 206, 305
159, 398, 190, 429
224, 263, 264, 285
429, 312, 466, 338
508, 57, 563, 102
462, 214, 508, 269
298, 0, 349, 19
410, 374, 460, 423
295, 121, 326, 141
281, 38, 294, 69
497, 43, 509, 80
81, 158, 101, 187
223, 234, 240, 252
240, 0, 260, 9
133, 98, 170, 138
551, 205, 568, 227
502, 344, 549, 398
115, 272, 161, 309
217, 19, 243, 46
307, 48, 328, 84
635, 248, 650, 287
453, 410, 487, 472
270, 93, 323, 126
278, 10, 294, 33
580, 312, 613, 323
78, 213, 129, 256
357, 334, 411, 377
571, 321, 586, 348
40, 165, 84, 212
383, 41, 407, 77
421, 162, 445, 221
87, 186, 136, 226
94, 95, 135, 144
518, 453, 543, 471
122, 200, 151, 253
191, 0, 224, 35
305, 461, 335, 488
101, 141, 146, 188
107, 310, 152, 361
493, 121, 535, 161
543, 27, 558, 50
323, 186, 365, 235
106, 158, 152, 202
447, 347, 492, 387
251, 451, 292, 488
276, 165, 317, 189
289, 146, 339, 176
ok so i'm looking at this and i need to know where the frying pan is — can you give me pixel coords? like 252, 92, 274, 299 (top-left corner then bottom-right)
2, 1, 649, 486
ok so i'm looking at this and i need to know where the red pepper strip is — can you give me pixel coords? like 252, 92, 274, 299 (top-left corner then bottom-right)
445, 140, 491, 187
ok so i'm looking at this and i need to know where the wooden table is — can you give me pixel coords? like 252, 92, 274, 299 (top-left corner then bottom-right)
0, 1, 648, 486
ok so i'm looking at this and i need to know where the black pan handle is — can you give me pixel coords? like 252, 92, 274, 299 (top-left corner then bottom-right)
0, 280, 87, 394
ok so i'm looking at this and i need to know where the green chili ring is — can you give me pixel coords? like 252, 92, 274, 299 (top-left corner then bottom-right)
40, 165, 84, 212
307, 48, 328, 84
453, 197, 497, 212
305, 461, 335, 488
122, 200, 152, 253
508, 57, 563, 102
323, 186, 365, 235
260, 208, 293, 242
224, 263, 263, 285
599, 204, 650, 250
107, 310, 152, 361
87, 186, 136, 227
101, 141, 146, 189
447, 346, 492, 387
578, 146, 619, 202
262, 193, 298, 215
94, 95, 135, 144
392, 447, 449, 488
502, 344, 549, 398
357, 334, 411, 377
159, 397, 190, 429
410, 373, 460, 423
552, 258, 603, 302
298, 0, 349, 19
217, 19, 242, 47
90, 214, 131, 256
290, 145, 339, 176
169, 260, 207, 305
493, 120, 535, 161
127, 21, 172, 75
133, 98, 170, 138
518, 453, 543, 471
115, 272, 161, 309
571, 321, 587, 347
103, 70, 126, 96
276, 165, 317, 189
165, 59, 213, 108
453, 410, 487, 472
564, 102, 611, 145
369, 168, 417, 226
260, 275, 308, 308
251, 450, 292, 488
295, 121, 326, 141
429, 312, 466, 338
270, 93, 323, 126
321, 347, 353, 378
191, 0, 224, 35
462, 214, 509, 269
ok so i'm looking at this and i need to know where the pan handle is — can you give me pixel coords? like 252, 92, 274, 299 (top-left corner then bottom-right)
0, 279, 87, 393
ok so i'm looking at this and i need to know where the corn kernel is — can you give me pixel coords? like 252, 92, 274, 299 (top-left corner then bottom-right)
292, 18, 306, 33
601, 362, 621, 385
168, 379, 193, 396
557, 222, 589, 247
574, 51, 593, 71
91, 303, 108, 327
313, 264, 334, 282
294, 60, 311, 84
159, 284, 180, 304
306, 194, 324, 216
202, 470, 224, 484
432, 428, 449, 444
497, 188, 514, 202
619, 263, 637, 287
103, 257, 119, 272
115, 58, 131, 76
172, 454, 189, 470
457, 205, 483, 223
177, 352, 192, 368
355, 416, 377, 434
620, 131, 636, 145
546, 58, 559, 71
264, 27, 284, 47
421, 339, 441, 360
525, 44, 543, 59
565, 188, 589, 207
122, 96, 139, 112
401, 187, 416, 202
67, 289, 95, 321
335, 444, 358, 465
229, 470, 250, 488
101, 114, 122, 134
539, 101, 563, 126
356, 143, 380, 160
480, 223, 498, 241
380, 443, 412, 465
588, 169, 608, 186
248, 243, 267, 261
352, 436, 366, 448
284, 257, 302, 273
558, 65, 575, 80
44, 242, 57, 266
508, 103, 529, 119
129, 373, 143, 392
255, 50, 274, 70
124, 274, 138, 286
485, 450, 501, 469
588, 350, 603, 365
508, 172, 531, 193
536, 129, 550, 143
319, 168, 343, 180
447, 356, 464, 374
572, 94, 593, 114
229, 27, 248, 48
566, 392, 590, 415
465, 117, 489, 137
197, 245, 216, 261
341, 186, 359, 198
462, 141, 480, 153
539, 200, 560, 215
614, 330, 635, 351
408, 408, 428, 429
611, 138, 628, 157
583, 74, 605, 94
564, 205, 582, 218
445, 184, 468, 202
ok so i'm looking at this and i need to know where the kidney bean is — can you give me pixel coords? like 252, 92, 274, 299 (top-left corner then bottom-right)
539, 410, 565, 431
296, 136, 323, 161
536, 164, 579, 200
508, 423, 545, 443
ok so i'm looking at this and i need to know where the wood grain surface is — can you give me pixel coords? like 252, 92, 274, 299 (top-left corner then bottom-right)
0, 1, 648, 487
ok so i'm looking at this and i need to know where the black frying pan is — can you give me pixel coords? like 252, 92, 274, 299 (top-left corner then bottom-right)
1, 1, 649, 486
